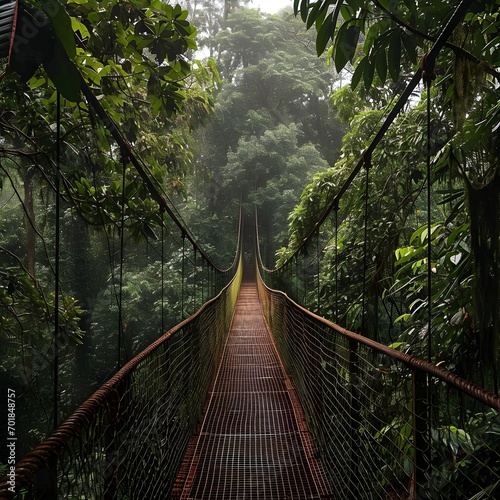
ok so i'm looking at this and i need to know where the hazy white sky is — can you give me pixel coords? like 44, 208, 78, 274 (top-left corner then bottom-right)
249, 0, 294, 13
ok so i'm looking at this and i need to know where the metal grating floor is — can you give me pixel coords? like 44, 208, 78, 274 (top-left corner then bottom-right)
174, 272, 331, 499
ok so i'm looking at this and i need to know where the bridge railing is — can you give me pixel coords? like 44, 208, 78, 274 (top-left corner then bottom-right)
0, 254, 242, 499
257, 272, 500, 499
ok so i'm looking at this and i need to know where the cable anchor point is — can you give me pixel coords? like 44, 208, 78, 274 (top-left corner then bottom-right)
420, 52, 437, 85
362, 149, 372, 170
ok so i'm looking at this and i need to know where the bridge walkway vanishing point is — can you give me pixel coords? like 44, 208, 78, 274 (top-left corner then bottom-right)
173, 265, 332, 499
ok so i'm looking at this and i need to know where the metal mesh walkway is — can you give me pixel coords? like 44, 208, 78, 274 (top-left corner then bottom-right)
174, 268, 331, 499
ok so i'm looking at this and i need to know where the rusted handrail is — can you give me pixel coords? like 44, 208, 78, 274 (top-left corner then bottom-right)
257, 269, 500, 498
0, 254, 243, 499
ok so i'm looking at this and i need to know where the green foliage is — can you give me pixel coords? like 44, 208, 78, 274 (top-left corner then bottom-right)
295, 0, 500, 91
179, 0, 252, 55
73, 0, 205, 117
224, 123, 327, 257
184, 7, 343, 256
430, 410, 500, 498
8, 0, 219, 126
0, 0, 222, 462
390, 220, 474, 362
276, 166, 339, 264
0, 267, 83, 354
283, 0, 500, 375
2, 0, 220, 224
279, 8, 500, 485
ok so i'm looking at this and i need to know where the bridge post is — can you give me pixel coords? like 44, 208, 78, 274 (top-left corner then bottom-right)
412, 368, 431, 499
348, 339, 360, 500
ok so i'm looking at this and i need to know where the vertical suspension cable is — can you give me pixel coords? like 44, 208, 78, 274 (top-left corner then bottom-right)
425, 64, 435, 461
201, 257, 205, 305
361, 153, 372, 336
422, 51, 436, 487
425, 72, 434, 365
295, 256, 299, 301
181, 232, 186, 318
117, 149, 127, 370
303, 250, 307, 306
206, 261, 210, 299
54, 92, 61, 430
208, 263, 211, 299
193, 246, 197, 313
316, 228, 320, 315
161, 217, 165, 334
421, 51, 436, 362
334, 202, 339, 323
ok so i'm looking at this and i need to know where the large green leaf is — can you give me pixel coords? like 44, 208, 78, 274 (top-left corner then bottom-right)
374, 49, 387, 84
43, 39, 81, 101
363, 23, 380, 53
316, 1, 343, 57
351, 55, 367, 90
363, 53, 375, 90
37, 0, 76, 59
401, 31, 417, 64
387, 28, 401, 82
334, 23, 360, 72
306, 1, 322, 30
316, 11, 334, 56
300, 0, 310, 22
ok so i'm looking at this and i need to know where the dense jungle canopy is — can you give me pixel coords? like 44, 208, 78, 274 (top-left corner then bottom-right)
0, 0, 499, 475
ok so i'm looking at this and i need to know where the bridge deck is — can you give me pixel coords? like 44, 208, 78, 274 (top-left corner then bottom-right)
174, 271, 331, 499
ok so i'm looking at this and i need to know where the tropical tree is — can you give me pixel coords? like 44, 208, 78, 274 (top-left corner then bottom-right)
180, 7, 344, 256
282, 0, 499, 382
180, 0, 251, 56
0, 0, 219, 456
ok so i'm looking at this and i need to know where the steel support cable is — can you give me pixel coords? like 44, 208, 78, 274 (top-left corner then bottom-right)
423, 53, 437, 486
181, 233, 186, 317
361, 156, 372, 338
303, 250, 307, 305
265, 0, 475, 274
161, 220, 165, 334
201, 255, 204, 304
316, 228, 320, 315
424, 69, 435, 366
296, 255, 299, 302
46, 91, 62, 500
334, 203, 339, 323
193, 246, 197, 313
78, 77, 234, 275
54, 92, 61, 431
116, 151, 127, 369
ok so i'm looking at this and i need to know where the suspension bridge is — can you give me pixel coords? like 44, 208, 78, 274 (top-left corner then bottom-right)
1, 0, 500, 498
1, 224, 499, 498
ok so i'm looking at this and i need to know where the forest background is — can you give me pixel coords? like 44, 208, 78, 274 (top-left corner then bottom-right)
0, 0, 498, 474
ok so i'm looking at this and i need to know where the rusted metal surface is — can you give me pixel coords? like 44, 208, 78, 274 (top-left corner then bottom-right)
0, 263, 243, 499
175, 271, 331, 499
261, 280, 500, 411
257, 271, 500, 499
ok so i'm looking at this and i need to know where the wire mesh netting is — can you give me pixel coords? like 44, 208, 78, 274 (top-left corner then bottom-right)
0, 7, 241, 489
0, 258, 242, 498
257, 276, 500, 499
174, 268, 331, 499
